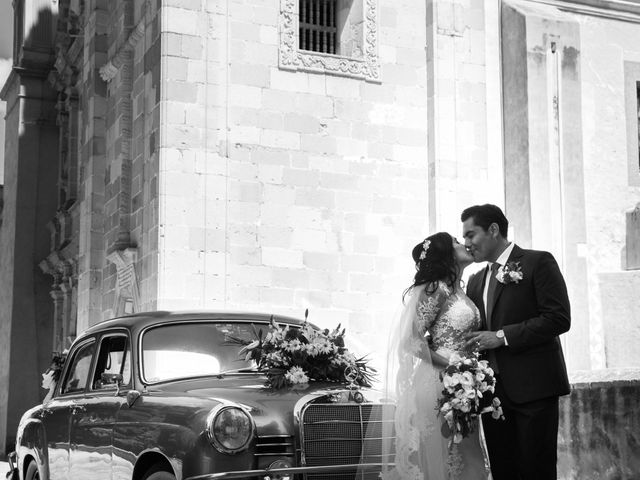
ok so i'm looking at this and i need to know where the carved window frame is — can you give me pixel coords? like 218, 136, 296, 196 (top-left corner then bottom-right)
278, 0, 380, 82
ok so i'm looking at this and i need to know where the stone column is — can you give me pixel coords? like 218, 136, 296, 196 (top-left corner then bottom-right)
76, 0, 109, 331
0, 0, 59, 454
501, 0, 590, 371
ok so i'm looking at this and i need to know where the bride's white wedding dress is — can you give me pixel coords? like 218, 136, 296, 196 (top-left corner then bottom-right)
384, 281, 490, 480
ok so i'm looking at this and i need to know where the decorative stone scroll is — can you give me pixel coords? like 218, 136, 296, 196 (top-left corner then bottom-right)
106, 248, 140, 315
278, 0, 380, 82
99, 18, 146, 82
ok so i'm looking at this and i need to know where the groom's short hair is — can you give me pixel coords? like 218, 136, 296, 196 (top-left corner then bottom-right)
461, 204, 509, 238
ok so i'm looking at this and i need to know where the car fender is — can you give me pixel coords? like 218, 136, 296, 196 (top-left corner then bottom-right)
132, 448, 180, 480
16, 417, 50, 480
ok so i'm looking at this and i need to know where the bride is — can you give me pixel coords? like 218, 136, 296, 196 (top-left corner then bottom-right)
383, 232, 491, 480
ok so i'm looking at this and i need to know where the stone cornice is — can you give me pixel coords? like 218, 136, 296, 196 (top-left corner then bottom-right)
527, 0, 640, 23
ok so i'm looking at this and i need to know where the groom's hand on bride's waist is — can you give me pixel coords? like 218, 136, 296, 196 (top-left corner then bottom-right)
463, 331, 506, 351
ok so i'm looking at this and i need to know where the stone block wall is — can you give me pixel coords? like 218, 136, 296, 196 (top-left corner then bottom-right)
156, 0, 431, 353
101, 0, 162, 317
559, 371, 640, 479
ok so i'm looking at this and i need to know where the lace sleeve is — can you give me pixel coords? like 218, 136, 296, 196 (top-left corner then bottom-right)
415, 282, 450, 336
405, 282, 450, 356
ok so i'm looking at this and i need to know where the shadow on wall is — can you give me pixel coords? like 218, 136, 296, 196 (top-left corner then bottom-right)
0, 6, 59, 456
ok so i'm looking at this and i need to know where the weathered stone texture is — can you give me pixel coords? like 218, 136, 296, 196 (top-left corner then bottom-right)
155, 0, 430, 355
559, 371, 640, 479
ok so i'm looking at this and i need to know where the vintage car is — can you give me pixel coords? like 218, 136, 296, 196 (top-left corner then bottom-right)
8, 311, 394, 480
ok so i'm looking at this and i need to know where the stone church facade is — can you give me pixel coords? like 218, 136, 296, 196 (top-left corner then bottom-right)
1, 0, 639, 455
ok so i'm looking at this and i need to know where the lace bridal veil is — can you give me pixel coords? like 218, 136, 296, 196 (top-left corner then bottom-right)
359, 286, 448, 480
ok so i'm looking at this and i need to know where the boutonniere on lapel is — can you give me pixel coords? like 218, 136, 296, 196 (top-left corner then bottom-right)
496, 261, 523, 285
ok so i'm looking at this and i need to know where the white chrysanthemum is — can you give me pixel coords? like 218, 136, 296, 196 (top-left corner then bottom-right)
284, 339, 302, 352
266, 351, 286, 366
285, 366, 309, 385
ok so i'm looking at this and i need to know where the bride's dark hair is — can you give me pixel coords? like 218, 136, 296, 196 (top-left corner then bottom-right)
403, 232, 459, 301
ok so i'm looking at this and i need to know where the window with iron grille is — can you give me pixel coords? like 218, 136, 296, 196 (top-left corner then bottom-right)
279, 0, 379, 82
299, 0, 338, 54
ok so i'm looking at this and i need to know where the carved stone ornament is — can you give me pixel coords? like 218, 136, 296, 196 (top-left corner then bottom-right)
99, 18, 146, 82
278, 0, 380, 82
106, 248, 141, 315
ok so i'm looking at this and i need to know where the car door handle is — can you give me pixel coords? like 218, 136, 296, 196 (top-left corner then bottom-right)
71, 404, 86, 414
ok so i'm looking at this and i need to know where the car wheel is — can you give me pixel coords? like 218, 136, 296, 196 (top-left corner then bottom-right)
142, 469, 176, 480
24, 460, 39, 480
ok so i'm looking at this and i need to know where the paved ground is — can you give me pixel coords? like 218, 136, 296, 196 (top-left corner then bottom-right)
1, 461, 9, 476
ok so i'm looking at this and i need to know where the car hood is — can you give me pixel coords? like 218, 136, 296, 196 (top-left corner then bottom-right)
150, 375, 385, 436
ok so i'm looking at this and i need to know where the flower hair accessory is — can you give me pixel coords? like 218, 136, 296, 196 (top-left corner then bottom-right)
496, 261, 523, 284
419, 239, 431, 260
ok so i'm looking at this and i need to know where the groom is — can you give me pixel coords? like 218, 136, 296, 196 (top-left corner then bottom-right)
461, 204, 570, 480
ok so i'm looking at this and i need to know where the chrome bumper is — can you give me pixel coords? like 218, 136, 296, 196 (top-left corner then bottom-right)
185, 462, 389, 480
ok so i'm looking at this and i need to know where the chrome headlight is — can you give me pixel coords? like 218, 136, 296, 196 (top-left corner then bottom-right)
206, 404, 255, 454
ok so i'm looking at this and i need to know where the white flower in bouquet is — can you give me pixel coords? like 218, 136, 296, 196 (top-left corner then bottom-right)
266, 351, 287, 366
491, 397, 504, 420
449, 352, 463, 365
284, 339, 302, 352
303, 342, 319, 356
460, 371, 475, 387
314, 338, 333, 355
284, 366, 309, 385
464, 389, 477, 400
443, 372, 461, 390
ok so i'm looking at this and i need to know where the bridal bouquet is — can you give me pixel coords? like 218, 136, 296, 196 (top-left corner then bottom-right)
437, 352, 504, 445
228, 314, 376, 389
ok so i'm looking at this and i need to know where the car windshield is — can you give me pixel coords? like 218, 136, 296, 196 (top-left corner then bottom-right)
141, 321, 271, 383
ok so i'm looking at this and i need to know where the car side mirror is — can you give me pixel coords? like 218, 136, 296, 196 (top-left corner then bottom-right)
101, 373, 124, 395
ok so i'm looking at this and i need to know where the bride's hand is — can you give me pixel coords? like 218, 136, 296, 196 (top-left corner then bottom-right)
463, 331, 504, 351
428, 348, 450, 368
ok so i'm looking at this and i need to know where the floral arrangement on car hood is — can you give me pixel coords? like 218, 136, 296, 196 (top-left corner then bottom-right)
229, 313, 376, 389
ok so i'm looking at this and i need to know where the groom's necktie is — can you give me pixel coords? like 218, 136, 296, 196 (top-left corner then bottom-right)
486, 262, 500, 330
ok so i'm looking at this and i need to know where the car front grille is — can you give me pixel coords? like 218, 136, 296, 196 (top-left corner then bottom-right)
300, 403, 395, 480
255, 434, 295, 458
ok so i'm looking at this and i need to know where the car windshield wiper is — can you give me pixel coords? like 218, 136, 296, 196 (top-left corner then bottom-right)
216, 367, 261, 376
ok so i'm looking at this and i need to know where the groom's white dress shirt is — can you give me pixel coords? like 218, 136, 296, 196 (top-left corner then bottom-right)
483, 242, 514, 343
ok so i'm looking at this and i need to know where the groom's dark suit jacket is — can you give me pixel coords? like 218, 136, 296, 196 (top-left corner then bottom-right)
467, 245, 571, 404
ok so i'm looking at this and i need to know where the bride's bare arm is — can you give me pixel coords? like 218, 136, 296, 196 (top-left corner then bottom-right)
428, 348, 450, 368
